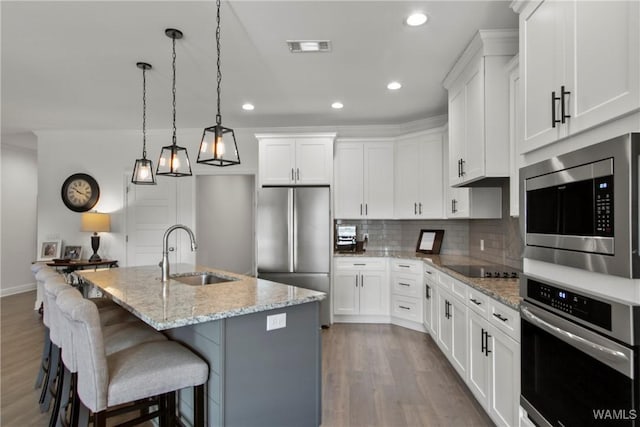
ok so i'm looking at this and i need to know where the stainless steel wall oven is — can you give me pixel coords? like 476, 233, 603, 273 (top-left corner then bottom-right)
520, 274, 640, 426
520, 133, 640, 278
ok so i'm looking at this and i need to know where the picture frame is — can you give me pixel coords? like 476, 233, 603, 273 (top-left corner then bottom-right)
39, 240, 62, 261
63, 245, 83, 261
416, 229, 445, 254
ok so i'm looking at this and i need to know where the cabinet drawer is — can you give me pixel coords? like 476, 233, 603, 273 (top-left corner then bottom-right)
451, 277, 468, 301
391, 274, 421, 298
391, 295, 422, 323
488, 300, 520, 342
466, 287, 489, 317
424, 264, 439, 284
334, 257, 386, 271
391, 259, 422, 274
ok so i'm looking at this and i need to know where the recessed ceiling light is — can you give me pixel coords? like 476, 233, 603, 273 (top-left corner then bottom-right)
287, 40, 331, 53
406, 12, 428, 27
242, 103, 255, 111
331, 102, 344, 110
387, 81, 402, 90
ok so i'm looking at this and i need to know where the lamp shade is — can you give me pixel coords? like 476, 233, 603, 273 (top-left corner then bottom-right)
81, 212, 111, 233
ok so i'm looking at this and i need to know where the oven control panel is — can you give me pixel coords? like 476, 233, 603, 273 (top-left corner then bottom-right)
527, 279, 612, 330
594, 175, 614, 236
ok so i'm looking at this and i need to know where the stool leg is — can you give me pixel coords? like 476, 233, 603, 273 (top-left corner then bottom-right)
40, 344, 60, 412
35, 328, 51, 389
94, 411, 107, 427
49, 362, 66, 427
194, 385, 205, 427
54, 365, 72, 427
75, 392, 89, 427
166, 391, 176, 426
158, 393, 168, 427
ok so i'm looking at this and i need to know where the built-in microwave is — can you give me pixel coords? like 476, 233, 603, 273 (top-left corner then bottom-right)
520, 133, 640, 278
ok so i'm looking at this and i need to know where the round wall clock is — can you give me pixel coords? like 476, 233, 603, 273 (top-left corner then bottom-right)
61, 173, 100, 212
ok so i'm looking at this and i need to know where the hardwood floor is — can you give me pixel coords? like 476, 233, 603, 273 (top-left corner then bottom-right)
1, 291, 492, 426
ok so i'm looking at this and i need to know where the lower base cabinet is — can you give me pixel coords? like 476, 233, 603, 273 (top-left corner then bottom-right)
436, 287, 468, 381
468, 309, 520, 427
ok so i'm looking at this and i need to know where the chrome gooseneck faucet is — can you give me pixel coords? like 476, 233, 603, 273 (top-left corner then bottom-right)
161, 224, 197, 282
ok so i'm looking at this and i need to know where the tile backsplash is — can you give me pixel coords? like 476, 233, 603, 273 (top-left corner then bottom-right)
335, 182, 524, 269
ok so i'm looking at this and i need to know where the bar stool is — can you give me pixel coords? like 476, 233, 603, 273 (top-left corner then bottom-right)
57, 290, 208, 427
53, 287, 169, 427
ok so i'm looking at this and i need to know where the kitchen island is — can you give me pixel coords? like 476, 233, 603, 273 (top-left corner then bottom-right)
76, 264, 325, 427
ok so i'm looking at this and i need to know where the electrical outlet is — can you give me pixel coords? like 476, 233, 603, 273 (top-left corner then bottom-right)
480, 239, 485, 251
266, 313, 287, 331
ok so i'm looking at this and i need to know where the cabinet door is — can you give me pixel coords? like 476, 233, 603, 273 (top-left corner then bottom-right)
259, 139, 295, 185
520, 0, 566, 153
448, 87, 466, 185
418, 135, 444, 218
463, 63, 485, 182
467, 311, 490, 410
423, 282, 437, 335
295, 138, 333, 185
489, 327, 520, 427
363, 142, 394, 218
360, 270, 388, 315
394, 139, 422, 218
333, 271, 359, 315
334, 143, 364, 219
437, 290, 453, 356
450, 297, 468, 381
566, 1, 639, 136
447, 187, 470, 218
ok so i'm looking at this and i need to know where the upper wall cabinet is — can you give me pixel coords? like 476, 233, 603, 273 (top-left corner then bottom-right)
515, 0, 639, 153
394, 131, 444, 219
444, 30, 518, 187
334, 139, 395, 219
256, 133, 335, 186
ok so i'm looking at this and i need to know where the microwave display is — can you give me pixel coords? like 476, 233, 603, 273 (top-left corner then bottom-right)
526, 174, 614, 238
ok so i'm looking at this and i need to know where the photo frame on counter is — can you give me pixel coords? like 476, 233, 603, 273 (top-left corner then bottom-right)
416, 229, 444, 254
39, 240, 62, 261
63, 245, 82, 261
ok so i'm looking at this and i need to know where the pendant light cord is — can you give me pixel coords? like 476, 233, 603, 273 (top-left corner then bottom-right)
142, 66, 148, 158
216, 0, 222, 125
172, 35, 177, 145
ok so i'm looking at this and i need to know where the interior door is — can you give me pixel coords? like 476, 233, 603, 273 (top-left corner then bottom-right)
125, 175, 177, 267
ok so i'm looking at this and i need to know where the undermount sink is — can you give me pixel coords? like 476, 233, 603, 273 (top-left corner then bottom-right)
172, 272, 238, 286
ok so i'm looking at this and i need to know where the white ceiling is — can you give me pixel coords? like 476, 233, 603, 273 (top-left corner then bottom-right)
1, 1, 518, 136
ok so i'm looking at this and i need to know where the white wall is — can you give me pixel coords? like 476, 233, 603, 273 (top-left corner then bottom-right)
1, 133, 38, 295
36, 127, 258, 267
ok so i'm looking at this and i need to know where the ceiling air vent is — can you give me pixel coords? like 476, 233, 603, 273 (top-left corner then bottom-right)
287, 40, 331, 53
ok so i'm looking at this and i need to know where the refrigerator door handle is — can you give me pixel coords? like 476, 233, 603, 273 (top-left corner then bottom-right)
288, 188, 295, 272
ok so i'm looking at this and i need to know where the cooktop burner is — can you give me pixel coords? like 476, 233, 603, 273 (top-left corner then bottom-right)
443, 264, 520, 279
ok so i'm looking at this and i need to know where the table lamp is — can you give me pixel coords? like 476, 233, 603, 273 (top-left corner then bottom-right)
81, 212, 111, 262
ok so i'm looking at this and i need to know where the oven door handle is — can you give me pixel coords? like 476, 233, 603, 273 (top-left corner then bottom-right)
521, 306, 629, 363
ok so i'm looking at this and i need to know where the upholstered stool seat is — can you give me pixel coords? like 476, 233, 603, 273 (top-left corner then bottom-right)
57, 290, 208, 427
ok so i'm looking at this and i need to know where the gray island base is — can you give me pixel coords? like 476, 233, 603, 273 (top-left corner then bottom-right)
76, 264, 324, 427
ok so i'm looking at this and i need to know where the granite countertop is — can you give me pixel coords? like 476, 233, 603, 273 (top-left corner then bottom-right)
77, 264, 325, 331
334, 250, 521, 309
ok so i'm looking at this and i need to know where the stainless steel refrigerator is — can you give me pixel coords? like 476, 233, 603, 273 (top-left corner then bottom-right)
257, 186, 331, 326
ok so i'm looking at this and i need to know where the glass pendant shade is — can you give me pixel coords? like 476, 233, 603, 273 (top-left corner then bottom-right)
131, 158, 156, 184
156, 144, 192, 177
197, 124, 240, 166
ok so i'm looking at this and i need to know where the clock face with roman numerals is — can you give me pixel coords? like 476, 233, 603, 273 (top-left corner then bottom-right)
61, 173, 100, 212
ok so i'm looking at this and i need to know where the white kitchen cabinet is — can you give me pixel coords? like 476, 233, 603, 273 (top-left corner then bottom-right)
446, 186, 502, 219
444, 30, 518, 187
516, 0, 640, 153
256, 133, 335, 186
333, 258, 389, 319
394, 131, 444, 219
390, 259, 424, 330
423, 264, 438, 336
334, 140, 394, 219
467, 296, 520, 427
436, 286, 468, 381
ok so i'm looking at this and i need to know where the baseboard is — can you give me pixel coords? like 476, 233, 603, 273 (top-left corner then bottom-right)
390, 316, 427, 333
333, 314, 391, 324
0, 282, 36, 297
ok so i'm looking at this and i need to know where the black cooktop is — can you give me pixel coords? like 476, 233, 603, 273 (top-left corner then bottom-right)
443, 264, 520, 279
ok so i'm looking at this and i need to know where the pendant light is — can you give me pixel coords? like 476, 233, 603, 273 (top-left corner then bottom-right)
197, 0, 241, 167
131, 62, 156, 185
157, 28, 192, 177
